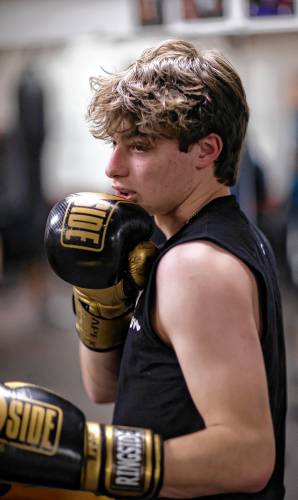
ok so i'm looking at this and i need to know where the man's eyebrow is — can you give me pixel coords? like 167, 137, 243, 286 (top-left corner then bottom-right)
124, 135, 153, 146
110, 134, 156, 147
127, 134, 149, 141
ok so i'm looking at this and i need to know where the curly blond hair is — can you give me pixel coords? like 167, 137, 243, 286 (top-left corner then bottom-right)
87, 39, 249, 186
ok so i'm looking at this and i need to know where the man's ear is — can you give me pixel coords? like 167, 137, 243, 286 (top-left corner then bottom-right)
196, 133, 223, 168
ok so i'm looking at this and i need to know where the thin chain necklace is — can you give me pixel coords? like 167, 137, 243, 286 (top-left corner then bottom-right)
183, 193, 227, 228
183, 206, 201, 228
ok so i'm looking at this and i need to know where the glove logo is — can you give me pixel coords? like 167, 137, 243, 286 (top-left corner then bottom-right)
104, 426, 151, 496
61, 194, 120, 252
0, 394, 63, 455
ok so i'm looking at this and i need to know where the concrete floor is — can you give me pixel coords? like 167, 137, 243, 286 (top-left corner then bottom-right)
0, 264, 297, 498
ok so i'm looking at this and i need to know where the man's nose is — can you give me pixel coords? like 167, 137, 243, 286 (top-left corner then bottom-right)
105, 145, 128, 178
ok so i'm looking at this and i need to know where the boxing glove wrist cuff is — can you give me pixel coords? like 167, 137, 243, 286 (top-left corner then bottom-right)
77, 279, 133, 307
74, 282, 133, 319
83, 423, 164, 499
73, 287, 133, 351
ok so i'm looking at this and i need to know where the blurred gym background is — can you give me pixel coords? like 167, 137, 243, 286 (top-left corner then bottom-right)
0, 0, 297, 497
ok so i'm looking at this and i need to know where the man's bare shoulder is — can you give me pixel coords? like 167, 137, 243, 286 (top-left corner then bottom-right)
154, 240, 260, 345
156, 240, 254, 289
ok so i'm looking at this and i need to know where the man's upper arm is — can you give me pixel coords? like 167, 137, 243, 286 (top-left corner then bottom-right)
154, 241, 272, 433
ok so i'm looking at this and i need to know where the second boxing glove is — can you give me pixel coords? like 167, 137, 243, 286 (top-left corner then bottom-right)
0, 381, 163, 498
45, 192, 157, 351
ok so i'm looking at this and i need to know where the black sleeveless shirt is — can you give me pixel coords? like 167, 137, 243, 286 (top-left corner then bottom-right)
113, 195, 287, 500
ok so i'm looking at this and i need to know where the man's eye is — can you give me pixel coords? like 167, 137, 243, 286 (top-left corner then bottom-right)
131, 143, 148, 152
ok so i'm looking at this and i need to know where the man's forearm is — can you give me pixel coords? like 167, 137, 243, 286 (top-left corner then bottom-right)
161, 425, 275, 498
79, 343, 122, 403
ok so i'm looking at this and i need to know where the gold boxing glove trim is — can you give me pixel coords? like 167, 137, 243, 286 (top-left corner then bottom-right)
152, 434, 163, 497
83, 422, 101, 492
82, 424, 163, 498
75, 280, 130, 319
73, 283, 133, 351
102, 425, 163, 498
128, 241, 157, 289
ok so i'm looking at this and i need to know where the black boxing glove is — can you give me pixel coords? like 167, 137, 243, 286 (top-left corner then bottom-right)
45, 192, 157, 351
0, 382, 163, 498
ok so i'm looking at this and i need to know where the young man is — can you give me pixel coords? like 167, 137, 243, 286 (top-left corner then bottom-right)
76, 39, 287, 498
0, 39, 285, 500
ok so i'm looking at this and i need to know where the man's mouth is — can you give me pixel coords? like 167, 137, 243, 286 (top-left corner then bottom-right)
113, 187, 137, 201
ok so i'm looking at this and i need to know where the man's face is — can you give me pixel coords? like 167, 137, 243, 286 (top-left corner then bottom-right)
105, 135, 199, 216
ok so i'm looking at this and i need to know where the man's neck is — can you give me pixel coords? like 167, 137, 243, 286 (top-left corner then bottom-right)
155, 186, 231, 239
